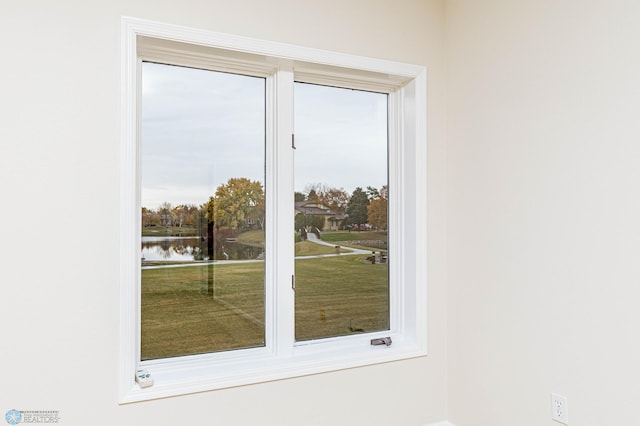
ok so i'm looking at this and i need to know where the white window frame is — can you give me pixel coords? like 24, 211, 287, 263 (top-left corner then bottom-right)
119, 16, 427, 403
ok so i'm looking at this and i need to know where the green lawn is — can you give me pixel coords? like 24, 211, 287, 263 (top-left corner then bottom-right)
236, 229, 265, 247
320, 230, 388, 250
294, 255, 389, 341
141, 263, 265, 359
141, 254, 388, 359
294, 240, 351, 256
320, 231, 387, 242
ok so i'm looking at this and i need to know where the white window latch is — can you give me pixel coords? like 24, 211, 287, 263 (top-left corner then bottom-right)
135, 369, 154, 388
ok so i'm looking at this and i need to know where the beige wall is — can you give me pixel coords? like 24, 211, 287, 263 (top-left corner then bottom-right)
446, 0, 640, 424
0, 1, 447, 425
10, 1, 637, 424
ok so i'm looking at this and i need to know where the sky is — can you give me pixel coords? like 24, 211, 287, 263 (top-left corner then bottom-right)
141, 62, 387, 210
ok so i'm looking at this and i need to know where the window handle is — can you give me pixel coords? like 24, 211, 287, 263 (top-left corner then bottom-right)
370, 337, 392, 347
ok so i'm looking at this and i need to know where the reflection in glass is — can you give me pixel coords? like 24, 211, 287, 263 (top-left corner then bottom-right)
140, 62, 266, 360
294, 82, 389, 341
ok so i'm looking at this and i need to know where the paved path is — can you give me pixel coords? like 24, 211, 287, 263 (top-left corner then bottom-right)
305, 233, 370, 254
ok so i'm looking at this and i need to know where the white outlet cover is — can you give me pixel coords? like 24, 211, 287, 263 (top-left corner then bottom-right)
551, 393, 568, 424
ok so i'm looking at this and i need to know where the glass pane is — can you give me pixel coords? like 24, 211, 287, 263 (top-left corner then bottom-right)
294, 82, 389, 341
140, 62, 266, 360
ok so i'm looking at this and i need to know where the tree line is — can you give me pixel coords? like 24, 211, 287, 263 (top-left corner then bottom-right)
296, 183, 388, 231
142, 178, 388, 233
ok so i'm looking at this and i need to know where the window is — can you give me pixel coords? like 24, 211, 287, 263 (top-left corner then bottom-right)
294, 83, 390, 342
140, 62, 267, 359
120, 17, 427, 403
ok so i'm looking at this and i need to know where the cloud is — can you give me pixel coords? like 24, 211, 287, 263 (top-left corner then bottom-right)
141, 63, 388, 209
294, 82, 388, 193
141, 62, 264, 209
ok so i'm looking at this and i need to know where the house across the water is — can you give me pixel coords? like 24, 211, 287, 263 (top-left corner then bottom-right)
294, 201, 347, 231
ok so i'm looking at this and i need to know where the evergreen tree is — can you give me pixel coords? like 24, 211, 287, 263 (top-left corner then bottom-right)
345, 187, 369, 227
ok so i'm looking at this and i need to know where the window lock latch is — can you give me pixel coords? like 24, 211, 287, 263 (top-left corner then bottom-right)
135, 369, 154, 388
370, 337, 392, 347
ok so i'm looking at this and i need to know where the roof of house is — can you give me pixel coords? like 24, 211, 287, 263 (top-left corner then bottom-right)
295, 202, 348, 221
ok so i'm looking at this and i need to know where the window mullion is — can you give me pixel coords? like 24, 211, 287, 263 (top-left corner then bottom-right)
269, 67, 295, 358
387, 89, 403, 336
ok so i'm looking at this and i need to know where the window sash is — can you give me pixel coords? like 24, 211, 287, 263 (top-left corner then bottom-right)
292, 82, 390, 343
139, 62, 268, 360
119, 16, 427, 403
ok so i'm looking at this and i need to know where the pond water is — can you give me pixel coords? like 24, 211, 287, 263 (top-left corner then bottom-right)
141, 236, 264, 262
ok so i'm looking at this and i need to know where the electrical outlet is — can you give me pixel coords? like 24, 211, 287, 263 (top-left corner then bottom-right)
551, 393, 568, 424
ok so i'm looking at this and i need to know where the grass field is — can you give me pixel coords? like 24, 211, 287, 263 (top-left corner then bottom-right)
320, 231, 388, 250
294, 240, 351, 256
294, 255, 388, 341
141, 262, 265, 359
236, 229, 265, 247
320, 231, 387, 243
141, 253, 388, 359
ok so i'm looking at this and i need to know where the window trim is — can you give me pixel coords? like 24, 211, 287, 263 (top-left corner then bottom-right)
119, 16, 427, 403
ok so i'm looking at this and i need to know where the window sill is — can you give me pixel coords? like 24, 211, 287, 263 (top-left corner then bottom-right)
121, 333, 426, 403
